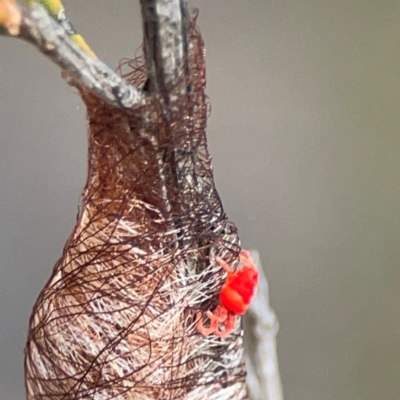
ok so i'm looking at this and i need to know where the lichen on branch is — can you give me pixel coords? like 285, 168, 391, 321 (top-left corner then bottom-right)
0, 0, 143, 108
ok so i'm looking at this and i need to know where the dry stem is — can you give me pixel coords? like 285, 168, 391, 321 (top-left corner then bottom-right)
0, 0, 144, 108
245, 251, 284, 400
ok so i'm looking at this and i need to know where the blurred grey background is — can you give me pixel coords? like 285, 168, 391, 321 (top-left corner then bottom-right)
1, 1, 400, 399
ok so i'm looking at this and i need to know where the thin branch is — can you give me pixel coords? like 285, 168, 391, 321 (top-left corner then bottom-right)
140, 0, 189, 108
0, 0, 144, 108
245, 250, 284, 400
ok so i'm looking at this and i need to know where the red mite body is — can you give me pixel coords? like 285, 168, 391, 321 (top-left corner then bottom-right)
196, 250, 259, 338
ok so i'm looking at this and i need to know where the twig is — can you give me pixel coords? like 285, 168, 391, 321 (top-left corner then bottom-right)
0, 0, 144, 108
245, 250, 284, 400
140, 0, 189, 106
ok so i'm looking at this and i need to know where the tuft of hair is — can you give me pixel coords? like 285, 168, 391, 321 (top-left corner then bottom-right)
25, 12, 248, 400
